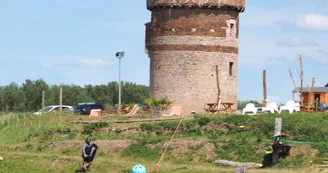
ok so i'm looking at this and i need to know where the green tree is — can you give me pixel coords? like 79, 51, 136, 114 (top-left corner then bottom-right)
61, 85, 93, 105
237, 100, 262, 110
22, 79, 49, 111
1, 82, 26, 111
0, 78, 150, 112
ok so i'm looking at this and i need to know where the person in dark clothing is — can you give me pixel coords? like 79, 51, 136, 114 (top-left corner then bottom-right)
82, 138, 93, 171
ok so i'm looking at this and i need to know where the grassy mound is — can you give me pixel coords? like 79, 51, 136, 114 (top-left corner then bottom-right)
0, 112, 327, 172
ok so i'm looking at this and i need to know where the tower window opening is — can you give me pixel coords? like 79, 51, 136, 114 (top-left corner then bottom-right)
227, 19, 236, 38
229, 62, 233, 76
230, 23, 235, 37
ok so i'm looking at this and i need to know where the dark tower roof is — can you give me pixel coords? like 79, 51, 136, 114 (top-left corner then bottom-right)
147, 0, 246, 12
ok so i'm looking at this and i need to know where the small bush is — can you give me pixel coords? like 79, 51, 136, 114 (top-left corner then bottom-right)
140, 123, 155, 131
83, 122, 109, 134
121, 142, 160, 160
158, 122, 179, 131
194, 117, 211, 126
311, 143, 328, 157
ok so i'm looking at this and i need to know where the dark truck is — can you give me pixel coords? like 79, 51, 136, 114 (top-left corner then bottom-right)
73, 103, 104, 115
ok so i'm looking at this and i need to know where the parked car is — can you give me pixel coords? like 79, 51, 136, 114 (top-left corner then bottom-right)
33, 105, 73, 115
73, 103, 104, 115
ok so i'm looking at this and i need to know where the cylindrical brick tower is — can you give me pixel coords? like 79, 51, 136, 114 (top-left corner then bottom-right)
145, 0, 245, 115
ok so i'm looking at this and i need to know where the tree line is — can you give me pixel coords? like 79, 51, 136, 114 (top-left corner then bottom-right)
0, 79, 150, 112
0, 78, 270, 112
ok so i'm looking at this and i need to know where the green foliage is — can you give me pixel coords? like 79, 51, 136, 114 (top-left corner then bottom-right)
311, 143, 328, 157
140, 123, 155, 131
237, 100, 262, 110
144, 97, 173, 110
275, 153, 305, 168
194, 116, 211, 126
121, 140, 160, 160
82, 122, 109, 134
216, 133, 263, 163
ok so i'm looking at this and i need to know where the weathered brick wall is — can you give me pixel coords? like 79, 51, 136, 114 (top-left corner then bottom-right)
145, 7, 242, 115
149, 51, 238, 115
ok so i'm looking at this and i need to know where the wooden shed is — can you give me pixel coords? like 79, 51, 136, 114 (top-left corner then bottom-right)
292, 86, 328, 111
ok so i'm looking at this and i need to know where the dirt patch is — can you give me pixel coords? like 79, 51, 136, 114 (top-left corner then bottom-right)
166, 139, 202, 152
197, 143, 216, 156
288, 144, 318, 164
120, 128, 142, 136
96, 140, 135, 154
151, 139, 203, 153
194, 143, 216, 162
49, 140, 135, 155
50, 140, 81, 149
97, 127, 110, 134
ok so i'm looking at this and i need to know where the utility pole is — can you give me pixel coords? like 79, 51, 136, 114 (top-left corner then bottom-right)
115, 51, 125, 117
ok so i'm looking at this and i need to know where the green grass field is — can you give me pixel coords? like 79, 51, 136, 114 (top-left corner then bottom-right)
0, 112, 328, 173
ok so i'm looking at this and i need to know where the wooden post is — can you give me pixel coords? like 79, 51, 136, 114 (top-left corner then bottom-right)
308, 78, 315, 112
299, 55, 304, 105
274, 118, 282, 137
289, 69, 300, 98
42, 90, 45, 112
297, 69, 309, 87
216, 65, 221, 109
263, 70, 267, 107
59, 87, 63, 112
216, 65, 221, 99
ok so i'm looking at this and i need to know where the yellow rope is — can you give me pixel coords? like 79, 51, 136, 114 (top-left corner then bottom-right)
147, 116, 185, 173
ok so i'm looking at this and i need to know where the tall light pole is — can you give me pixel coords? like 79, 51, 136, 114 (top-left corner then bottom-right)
115, 51, 124, 117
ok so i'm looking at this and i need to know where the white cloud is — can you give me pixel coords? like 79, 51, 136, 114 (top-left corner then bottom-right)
297, 13, 328, 30
40, 63, 51, 69
78, 58, 112, 68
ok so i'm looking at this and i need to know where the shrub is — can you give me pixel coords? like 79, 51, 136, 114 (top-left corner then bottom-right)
140, 123, 155, 131
194, 117, 211, 126
82, 122, 109, 134
121, 141, 160, 160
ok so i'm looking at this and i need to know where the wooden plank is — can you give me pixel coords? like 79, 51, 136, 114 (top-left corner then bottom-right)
274, 118, 282, 137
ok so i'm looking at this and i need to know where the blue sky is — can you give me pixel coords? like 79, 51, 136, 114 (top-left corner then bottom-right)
0, 0, 327, 104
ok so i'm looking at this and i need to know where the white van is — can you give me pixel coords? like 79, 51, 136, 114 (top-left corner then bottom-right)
33, 105, 73, 115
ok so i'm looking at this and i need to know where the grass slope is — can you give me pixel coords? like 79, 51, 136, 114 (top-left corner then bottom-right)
0, 112, 328, 172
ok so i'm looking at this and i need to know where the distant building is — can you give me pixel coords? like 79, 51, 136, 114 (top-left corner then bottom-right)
292, 85, 328, 106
